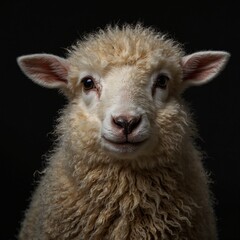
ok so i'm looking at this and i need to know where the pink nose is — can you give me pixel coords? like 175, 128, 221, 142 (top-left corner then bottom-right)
112, 115, 142, 135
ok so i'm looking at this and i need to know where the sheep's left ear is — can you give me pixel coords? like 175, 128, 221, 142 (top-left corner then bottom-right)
181, 51, 230, 87
17, 54, 70, 89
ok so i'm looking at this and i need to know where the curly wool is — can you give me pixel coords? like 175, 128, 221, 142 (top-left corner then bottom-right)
65, 24, 184, 97
49, 163, 195, 239
19, 156, 195, 240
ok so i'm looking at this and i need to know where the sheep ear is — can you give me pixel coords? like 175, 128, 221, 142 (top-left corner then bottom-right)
181, 51, 230, 87
17, 54, 70, 88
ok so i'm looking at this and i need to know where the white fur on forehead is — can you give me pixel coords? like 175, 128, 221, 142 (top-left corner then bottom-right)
67, 24, 184, 72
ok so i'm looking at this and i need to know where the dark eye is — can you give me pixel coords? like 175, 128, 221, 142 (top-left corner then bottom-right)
155, 74, 169, 89
81, 76, 95, 91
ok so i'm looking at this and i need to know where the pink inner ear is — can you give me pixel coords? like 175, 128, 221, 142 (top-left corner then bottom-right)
183, 54, 226, 82
22, 56, 69, 84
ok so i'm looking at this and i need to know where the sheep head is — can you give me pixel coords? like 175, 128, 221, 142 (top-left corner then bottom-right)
17, 25, 230, 165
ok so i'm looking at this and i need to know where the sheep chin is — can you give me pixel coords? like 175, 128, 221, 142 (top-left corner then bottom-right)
100, 136, 149, 159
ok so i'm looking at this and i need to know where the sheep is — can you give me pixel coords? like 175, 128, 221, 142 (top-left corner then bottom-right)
17, 24, 230, 240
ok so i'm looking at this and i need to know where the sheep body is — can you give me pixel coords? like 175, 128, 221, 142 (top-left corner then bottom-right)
17, 24, 229, 239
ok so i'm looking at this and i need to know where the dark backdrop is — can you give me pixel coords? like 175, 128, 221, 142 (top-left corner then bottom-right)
2, 1, 239, 239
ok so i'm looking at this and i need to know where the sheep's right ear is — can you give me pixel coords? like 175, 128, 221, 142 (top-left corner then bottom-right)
17, 54, 70, 88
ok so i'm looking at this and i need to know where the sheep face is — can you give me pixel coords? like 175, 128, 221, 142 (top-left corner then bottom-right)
17, 25, 230, 164
72, 62, 182, 160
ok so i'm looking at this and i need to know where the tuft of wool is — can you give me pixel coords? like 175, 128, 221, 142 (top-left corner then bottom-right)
66, 24, 184, 97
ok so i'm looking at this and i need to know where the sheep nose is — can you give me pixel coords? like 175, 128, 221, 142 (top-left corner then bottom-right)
112, 115, 142, 135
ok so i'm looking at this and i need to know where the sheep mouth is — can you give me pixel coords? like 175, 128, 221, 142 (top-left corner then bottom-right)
102, 136, 146, 146
101, 136, 147, 154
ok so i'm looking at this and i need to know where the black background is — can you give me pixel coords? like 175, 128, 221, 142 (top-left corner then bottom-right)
2, 1, 239, 239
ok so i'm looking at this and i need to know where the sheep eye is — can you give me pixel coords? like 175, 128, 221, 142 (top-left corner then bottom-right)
81, 76, 95, 91
155, 74, 169, 89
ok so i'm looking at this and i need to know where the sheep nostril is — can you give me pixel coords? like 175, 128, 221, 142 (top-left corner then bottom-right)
113, 115, 142, 135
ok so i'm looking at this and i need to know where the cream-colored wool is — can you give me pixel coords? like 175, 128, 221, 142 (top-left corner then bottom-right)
17, 24, 230, 239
